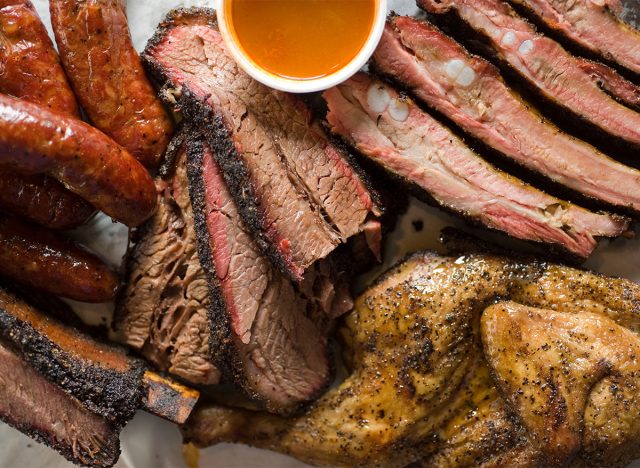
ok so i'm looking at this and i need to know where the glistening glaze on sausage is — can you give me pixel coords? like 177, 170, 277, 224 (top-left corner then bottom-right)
0, 94, 157, 227
0, 214, 119, 302
0, 0, 79, 115
0, 173, 95, 230
0, 0, 94, 229
50, 0, 174, 169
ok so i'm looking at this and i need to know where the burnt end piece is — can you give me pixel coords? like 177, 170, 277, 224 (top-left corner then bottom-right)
0, 286, 145, 423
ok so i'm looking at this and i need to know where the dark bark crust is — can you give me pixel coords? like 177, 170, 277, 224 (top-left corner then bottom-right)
143, 8, 300, 281
0, 343, 121, 468
0, 288, 145, 424
182, 132, 242, 391
143, 7, 382, 283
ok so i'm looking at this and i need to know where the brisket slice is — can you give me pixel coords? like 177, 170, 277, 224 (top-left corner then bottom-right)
187, 134, 331, 413
323, 73, 628, 259
507, 0, 640, 76
0, 285, 145, 423
372, 16, 640, 213
418, 0, 640, 147
115, 134, 221, 386
143, 8, 381, 282
0, 341, 120, 468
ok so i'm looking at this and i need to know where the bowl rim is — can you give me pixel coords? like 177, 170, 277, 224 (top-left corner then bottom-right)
216, 0, 388, 93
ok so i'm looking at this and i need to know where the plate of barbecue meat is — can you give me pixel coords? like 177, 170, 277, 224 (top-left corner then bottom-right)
1, 0, 640, 467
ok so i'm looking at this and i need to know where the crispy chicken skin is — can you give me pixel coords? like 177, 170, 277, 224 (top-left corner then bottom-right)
184, 247, 640, 467
484, 301, 640, 467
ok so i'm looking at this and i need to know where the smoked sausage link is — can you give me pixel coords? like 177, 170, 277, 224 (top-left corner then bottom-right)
50, 0, 174, 169
0, 0, 95, 229
0, 172, 95, 230
0, 94, 157, 227
0, 0, 79, 115
0, 214, 119, 302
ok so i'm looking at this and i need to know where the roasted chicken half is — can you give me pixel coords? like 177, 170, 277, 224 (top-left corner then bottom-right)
184, 247, 640, 467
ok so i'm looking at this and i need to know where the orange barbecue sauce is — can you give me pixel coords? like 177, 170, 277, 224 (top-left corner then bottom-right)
227, 0, 377, 80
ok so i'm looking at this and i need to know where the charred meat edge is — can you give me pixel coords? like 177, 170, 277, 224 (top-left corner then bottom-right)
0, 340, 121, 468
184, 131, 332, 413
142, 7, 382, 282
0, 286, 145, 423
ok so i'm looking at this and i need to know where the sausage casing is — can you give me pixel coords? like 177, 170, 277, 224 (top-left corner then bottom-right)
0, 172, 95, 230
0, 0, 79, 115
0, 94, 157, 227
0, 214, 119, 302
0, 0, 95, 229
50, 0, 174, 169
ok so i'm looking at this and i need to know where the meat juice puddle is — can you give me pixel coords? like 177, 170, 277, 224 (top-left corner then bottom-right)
226, 0, 377, 80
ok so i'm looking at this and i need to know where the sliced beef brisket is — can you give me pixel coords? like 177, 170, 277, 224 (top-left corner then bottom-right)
418, 0, 640, 147
117, 130, 337, 411
507, 0, 640, 76
372, 16, 640, 213
187, 136, 331, 413
0, 285, 146, 423
115, 135, 221, 386
143, 8, 380, 281
323, 73, 628, 259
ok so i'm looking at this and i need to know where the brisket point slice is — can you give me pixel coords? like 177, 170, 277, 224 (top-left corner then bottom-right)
418, 0, 640, 147
0, 341, 120, 468
115, 132, 221, 387
186, 134, 331, 413
323, 73, 628, 259
371, 15, 640, 213
143, 7, 381, 282
0, 285, 151, 467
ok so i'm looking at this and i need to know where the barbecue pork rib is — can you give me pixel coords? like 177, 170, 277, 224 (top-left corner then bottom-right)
118, 130, 342, 413
143, 8, 380, 282
184, 246, 640, 467
576, 58, 640, 111
0, 283, 199, 466
323, 72, 628, 259
372, 16, 640, 213
418, 0, 640, 147
506, 0, 640, 76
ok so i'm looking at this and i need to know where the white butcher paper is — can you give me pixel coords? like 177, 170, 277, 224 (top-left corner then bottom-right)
0, 0, 638, 467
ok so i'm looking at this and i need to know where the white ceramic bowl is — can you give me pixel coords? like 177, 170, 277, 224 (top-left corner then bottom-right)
215, 0, 388, 93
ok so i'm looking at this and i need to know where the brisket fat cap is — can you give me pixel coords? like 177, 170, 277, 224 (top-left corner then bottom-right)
115, 133, 222, 387
186, 134, 332, 413
322, 72, 628, 259
0, 286, 145, 424
0, 340, 121, 468
143, 7, 381, 282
